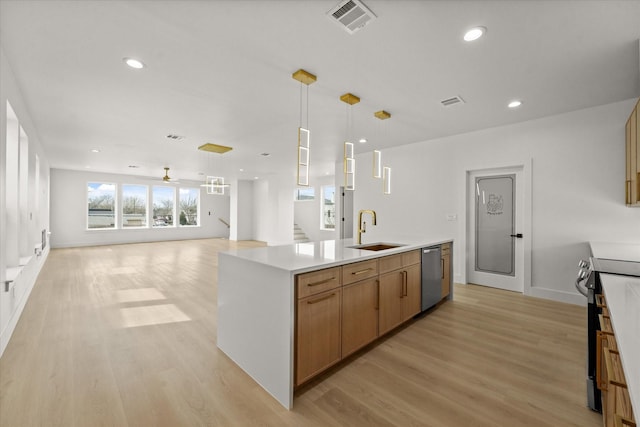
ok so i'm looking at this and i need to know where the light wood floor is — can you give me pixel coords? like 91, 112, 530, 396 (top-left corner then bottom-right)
0, 238, 602, 427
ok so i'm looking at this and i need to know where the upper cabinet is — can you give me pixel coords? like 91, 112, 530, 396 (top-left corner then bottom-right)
625, 98, 640, 206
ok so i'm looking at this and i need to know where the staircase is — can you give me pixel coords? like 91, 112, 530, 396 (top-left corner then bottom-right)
294, 223, 310, 243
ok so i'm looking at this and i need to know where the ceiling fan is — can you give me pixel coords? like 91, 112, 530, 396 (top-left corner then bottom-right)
161, 167, 179, 183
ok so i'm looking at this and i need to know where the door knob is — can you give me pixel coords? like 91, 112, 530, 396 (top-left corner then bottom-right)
510, 233, 523, 238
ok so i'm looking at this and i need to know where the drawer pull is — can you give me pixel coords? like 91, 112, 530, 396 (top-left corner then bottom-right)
352, 268, 373, 276
307, 277, 335, 287
307, 293, 336, 304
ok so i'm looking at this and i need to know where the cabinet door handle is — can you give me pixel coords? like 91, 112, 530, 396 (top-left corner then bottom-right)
307, 293, 336, 304
307, 277, 335, 287
441, 258, 445, 279
352, 268, 373, 276
375, 280, 379, 310
402, 271, 408, 297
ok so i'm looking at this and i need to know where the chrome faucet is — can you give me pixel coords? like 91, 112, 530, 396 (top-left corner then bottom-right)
357, 209, 377, 244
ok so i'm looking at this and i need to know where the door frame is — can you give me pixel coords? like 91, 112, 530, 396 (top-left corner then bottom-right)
462, 160, 532, 295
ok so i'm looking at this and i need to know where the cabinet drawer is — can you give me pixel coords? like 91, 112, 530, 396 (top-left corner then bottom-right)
379, 250, 421, 274
342, 259, 378, 285
297, 266, 341, 299
402, 250, 421, 266
378, 254, 402, 274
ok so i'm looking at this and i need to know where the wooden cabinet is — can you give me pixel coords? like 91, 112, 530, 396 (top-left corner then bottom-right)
401, 263, 421, 322
596, 295, 636, 427
626, 99, 640, 206
441, 243, 451, 298
342, 258, 378, 285
295, 246, 451, 387
296, 288, 342, 386
342, 277, 379, 357
379, 250, 421, 335
379, 269, 404, 335
295, 267, 342, 386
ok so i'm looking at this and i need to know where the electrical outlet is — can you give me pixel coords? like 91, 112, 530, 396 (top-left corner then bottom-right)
446, 214, 458, 221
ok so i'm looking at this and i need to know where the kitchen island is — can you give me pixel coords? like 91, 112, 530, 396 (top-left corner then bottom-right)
217, 238, 453, 409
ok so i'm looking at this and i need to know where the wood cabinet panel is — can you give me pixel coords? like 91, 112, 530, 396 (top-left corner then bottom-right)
342, 278, 379, 357
378, 253, 402, 274
378, 270, 404, 335
296, 289, 341, 386
342, 259, 378, 285
297, 266, 341, 299
401, 263, 421, 321
401, 249, 421, 267
442, 250, 451, 299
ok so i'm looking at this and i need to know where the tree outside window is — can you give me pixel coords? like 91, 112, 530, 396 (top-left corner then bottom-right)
122, 184, 148, 227
179, 187, 199, 226
87, 182, 116, 229
152, 186, 175, 227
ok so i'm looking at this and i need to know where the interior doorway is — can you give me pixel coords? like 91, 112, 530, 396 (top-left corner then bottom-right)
340, 186, 353, 239
467, 166, 527, 293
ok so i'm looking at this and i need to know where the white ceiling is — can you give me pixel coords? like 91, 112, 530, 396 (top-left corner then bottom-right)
1, 0, 639, 183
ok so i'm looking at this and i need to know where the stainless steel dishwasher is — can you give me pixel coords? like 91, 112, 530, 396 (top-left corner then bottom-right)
421, 246, 442, 311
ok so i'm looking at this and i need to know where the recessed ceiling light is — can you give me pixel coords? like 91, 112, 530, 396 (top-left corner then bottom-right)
128, 165, 139, 168
260, 153, 271, 157
85, 166, 91, 169
166, 134, 185, 140
239, 168, 244, 172
508, 100, 523, 109
359, 138, 367, 144
123, 57, 145, 69
463, 26, 486, 42
91, 149, 100, 153
198, 172, 205, 176
254, 176, 259, 180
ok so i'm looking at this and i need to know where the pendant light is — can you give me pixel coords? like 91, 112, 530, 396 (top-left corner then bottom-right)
198, 144, 233, 195
292, 69, 316, 186
373, 110, 390, 179
341, 93, 360, 191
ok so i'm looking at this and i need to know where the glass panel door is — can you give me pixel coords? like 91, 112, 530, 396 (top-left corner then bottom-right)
475, 174, 515, 276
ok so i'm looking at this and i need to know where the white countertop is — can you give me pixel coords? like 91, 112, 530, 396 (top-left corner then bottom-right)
600, 273, 640, 416
221, 237, 453, 274
590, 242, 640, 262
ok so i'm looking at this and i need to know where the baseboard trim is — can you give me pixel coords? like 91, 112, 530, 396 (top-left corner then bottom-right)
527, 286, 586, 306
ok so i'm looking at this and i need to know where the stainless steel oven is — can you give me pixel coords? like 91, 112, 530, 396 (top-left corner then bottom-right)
576, 257, 640, 412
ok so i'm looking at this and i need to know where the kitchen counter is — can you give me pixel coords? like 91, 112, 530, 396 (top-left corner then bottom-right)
217, 237, 452, 409
221, 237, 453, 274
600, 273, 640, 418
590, 241, 640, 262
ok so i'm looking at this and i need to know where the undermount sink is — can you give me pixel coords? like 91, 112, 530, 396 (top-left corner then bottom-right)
349, 243, 406, 251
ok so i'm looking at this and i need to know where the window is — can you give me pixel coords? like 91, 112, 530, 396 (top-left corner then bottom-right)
294, 187, 315, 201
321, 185, 335, 230
179, 187, 199, 226
152, 186, 175, 227
122, 184, 148, 227
87, 182, 116, 229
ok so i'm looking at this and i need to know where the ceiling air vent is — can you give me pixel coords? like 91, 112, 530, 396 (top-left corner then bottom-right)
327, 0, 377, 35
440, 96, 465, 107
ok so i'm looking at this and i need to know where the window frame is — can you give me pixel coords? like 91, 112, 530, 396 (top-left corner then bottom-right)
178, 187, 200, 227
320, 185, 336, 231
121, 183, 149, 229
87, 181, 117, 230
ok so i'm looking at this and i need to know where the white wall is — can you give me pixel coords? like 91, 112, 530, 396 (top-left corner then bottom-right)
252, 175, 295, 246
1, 46, 51, 357
230, 179, 254, 241
353, 99, 640, 305
293, 175, 338, 242
50, 168, 230, 248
